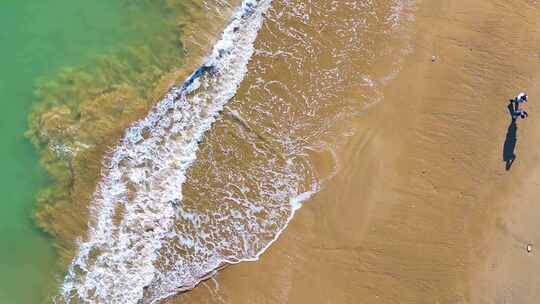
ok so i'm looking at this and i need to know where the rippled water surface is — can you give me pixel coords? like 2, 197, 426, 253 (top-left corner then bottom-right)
0, 1, 179, 302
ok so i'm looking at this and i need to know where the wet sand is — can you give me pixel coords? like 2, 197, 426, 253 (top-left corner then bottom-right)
170, 0, 540, 303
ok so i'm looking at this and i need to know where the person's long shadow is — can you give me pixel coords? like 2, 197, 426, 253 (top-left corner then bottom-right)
503, 102, 518, 170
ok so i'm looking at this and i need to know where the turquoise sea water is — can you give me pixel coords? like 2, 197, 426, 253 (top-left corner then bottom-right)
0, 1, 170, 302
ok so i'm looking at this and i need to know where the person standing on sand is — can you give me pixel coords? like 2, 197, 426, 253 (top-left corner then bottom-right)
510, 92, 528, 120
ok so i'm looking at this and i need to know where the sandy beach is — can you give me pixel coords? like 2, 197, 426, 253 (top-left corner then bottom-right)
168, 0, 540, 303
19, 0, 540, 302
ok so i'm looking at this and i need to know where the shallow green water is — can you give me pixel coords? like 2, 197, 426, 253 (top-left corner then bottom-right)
0, 1, 172, 302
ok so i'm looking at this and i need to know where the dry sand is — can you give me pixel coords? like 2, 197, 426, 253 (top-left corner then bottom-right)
170, 0, 540, 303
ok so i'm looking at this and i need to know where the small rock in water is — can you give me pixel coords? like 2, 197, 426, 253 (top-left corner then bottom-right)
527, 244, 533, 253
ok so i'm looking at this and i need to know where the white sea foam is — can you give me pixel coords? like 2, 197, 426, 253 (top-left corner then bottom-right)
59, 1, 273, 303
58, 0, 416, 303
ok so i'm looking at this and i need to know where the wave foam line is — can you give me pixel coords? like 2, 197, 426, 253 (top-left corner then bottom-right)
58, 1, 272, 303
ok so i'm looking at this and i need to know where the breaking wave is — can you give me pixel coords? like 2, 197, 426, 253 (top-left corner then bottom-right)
58, 1, 277, 303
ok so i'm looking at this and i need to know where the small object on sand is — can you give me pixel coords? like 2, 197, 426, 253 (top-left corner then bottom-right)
527, 244, 533, 253
431, 55, 436, 63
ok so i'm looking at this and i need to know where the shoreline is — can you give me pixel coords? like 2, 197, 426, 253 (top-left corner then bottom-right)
170, 0, 540, 303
